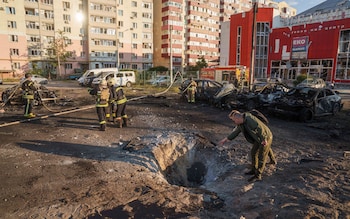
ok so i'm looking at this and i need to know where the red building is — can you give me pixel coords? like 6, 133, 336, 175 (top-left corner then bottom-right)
229, 7, 350, 85
268, 18, 350, 84
229, 7, 274, 80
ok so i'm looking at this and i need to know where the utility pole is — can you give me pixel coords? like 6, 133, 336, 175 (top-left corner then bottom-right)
170, 24, 173, 83
249, 1, 258, 91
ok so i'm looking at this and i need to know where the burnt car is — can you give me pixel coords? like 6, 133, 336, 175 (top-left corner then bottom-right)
179, 79, 223, 102
1, 84, 57, 106
215, 81, 290, 110
269, 87, 343, 122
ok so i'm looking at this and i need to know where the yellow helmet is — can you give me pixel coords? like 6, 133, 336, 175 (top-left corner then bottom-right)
107, 78, 116, 86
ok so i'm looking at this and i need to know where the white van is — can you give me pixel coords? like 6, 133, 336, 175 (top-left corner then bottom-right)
77, 68, 118, 86
92, 70, 135, 87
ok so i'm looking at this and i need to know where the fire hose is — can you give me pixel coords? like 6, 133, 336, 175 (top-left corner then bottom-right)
0, 73, 183, 128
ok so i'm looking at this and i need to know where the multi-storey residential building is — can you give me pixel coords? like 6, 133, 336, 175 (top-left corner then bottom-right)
0, 0, 153, 79
154, 0, 223, 74
154, 0, 296, 75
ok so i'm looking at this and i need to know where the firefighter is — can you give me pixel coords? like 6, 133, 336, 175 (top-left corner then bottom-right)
187, 77, 197, 103
105, 76, 115, 122
89, 79, 110, 131
108, 78, 128, 128
22, 73, 37, 118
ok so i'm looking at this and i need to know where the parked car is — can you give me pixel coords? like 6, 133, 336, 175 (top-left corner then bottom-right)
68, 73, 83, 80
21, 75, 48, 85
269, 87, 343, 122
151, 76, 171, 86
179, 79, 223, 102
296, 78, 326, 89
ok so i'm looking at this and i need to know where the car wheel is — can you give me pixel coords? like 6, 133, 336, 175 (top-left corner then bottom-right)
299, 108, 314, 122
126, 81, 132, 88
332, 103, 340, 115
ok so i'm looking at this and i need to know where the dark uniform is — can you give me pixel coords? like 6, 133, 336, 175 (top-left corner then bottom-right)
227, 112, 275, 180
21, 73, 37, 118
187, 78, 197, 103
110, 85, 127, 128
89, 80, 110, 131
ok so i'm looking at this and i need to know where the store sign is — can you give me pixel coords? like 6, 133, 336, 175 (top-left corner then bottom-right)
291, 36, 309, 59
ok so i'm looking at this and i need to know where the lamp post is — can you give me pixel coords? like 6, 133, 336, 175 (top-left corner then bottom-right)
169, 25, 173, 83
249, 1, 258, 91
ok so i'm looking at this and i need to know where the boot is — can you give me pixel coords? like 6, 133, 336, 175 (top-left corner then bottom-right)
100, 124, 106, 131
122, 118, 128, 127
116, 118, 122, 128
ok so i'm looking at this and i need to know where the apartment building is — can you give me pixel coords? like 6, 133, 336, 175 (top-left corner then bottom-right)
0, 0, 153, 79
154, 0, 296, 74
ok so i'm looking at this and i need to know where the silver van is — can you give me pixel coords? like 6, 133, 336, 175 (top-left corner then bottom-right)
92, 70, 135, 87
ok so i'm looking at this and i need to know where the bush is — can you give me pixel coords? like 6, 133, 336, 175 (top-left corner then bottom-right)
293, 74, 307, 86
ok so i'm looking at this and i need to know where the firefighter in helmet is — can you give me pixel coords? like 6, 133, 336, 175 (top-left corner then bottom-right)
187, 77, 197, 103
22, 73, 38, 118
108, 78, 128, 128
89, 79, 110, 131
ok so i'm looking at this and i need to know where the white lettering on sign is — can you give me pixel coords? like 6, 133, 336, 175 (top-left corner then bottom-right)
293, 39, 306, 46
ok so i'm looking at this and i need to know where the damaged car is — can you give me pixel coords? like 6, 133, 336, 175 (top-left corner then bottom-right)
269, 87, 343, 122
1, 84, 57, 106
179, 79, 223, 103
215, 81, 291, 110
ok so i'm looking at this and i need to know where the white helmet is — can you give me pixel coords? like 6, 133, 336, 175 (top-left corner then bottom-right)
107, 77, 116, 86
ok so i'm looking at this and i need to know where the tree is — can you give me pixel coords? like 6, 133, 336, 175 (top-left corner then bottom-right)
47, 30, 72, 79
196, 56, 208, 70
148, 66, 168, 72
187, 56, 208, 72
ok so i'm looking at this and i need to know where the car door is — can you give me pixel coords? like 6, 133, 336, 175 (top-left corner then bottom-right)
315, 89, 332, 115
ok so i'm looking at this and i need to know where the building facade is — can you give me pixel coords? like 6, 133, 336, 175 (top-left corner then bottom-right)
0, 0, 154, 79
268, 18, 350, 84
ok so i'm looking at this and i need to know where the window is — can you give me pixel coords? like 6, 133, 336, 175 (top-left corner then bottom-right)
118, 21, 124, 28
132, 43, 137, 49
132, 33, 137, 39
143, 3, 152, 9
131, 1, 137, 7
132, 22, 137, 29
29, 49, 41, 56
65, 63, 72, 69
10, 48, 19, 56
26, 21, 40, 29
236, 26, 241, 65
63, 1, 70, 10
131, 12, 137, 18
9, 35, 18, 42
6, 7, 16, 14
8, 21, 17, 29
64, 27, 71, 33
13, 62, 21, 69
41, 0, 53, 5
28, 35, 40, 42
63, 14, 71, 21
